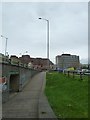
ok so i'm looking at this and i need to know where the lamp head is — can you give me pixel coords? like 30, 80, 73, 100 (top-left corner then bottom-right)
39, 18, 42, 19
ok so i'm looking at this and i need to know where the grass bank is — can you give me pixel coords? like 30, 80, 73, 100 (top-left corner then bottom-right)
45, 71, 88, 118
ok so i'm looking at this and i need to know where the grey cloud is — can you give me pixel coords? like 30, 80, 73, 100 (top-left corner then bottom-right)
1, 2, 88, 64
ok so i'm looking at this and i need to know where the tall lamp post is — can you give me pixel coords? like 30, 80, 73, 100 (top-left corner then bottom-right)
38, 17, 50, 69
1, 35, 8, 56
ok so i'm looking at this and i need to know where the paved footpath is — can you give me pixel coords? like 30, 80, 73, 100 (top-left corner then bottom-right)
2, 72, 57, 119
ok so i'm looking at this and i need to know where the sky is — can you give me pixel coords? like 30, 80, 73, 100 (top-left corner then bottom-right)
0, 1, 88, 64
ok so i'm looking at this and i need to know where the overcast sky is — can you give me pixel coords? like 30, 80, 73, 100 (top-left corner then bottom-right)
0, 2, 88, 64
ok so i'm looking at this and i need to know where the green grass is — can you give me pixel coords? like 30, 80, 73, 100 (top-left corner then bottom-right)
45, 71, 88, 118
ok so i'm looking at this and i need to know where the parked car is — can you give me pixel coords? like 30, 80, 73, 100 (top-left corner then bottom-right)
84, 70, 90, 75
76, 70, 83, 75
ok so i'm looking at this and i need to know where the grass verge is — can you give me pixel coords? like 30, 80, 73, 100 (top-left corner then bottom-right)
45, 71, 88, 118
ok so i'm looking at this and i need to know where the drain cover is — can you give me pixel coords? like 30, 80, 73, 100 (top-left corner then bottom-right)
41, 111, 46, 114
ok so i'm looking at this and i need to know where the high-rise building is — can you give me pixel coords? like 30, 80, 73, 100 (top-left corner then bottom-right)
56, 54, 80, 69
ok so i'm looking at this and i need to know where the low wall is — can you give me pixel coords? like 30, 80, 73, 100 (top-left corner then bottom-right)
0, 63, 40, 103
19, 67, 39, 91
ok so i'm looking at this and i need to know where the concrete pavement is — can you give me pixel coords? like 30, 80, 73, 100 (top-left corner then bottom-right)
2, 72, 57, 119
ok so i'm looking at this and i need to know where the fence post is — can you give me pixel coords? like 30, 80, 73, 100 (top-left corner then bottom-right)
73, 71, 75, 78
80, 72, 83, 80
64, 70, 66, 75
68, 71, 69, 77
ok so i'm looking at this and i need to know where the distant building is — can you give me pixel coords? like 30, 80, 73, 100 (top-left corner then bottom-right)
19, 55, 54, 70
19, 55, 30, 64
10, 55, 21, 65
56, 54, 80, 69
0, 53, 9, 64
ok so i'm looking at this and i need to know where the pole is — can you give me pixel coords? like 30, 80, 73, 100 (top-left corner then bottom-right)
47, 20, 49, 69
5, 38, 8, 56
38, 18, 50, 70
47, 20, 49, 59
1, 35, 8, 56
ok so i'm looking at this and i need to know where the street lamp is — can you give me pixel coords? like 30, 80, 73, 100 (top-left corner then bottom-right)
1, 35, 8, 56
38, 17, 50, 69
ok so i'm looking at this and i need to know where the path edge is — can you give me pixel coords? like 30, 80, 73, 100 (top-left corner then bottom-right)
38, 72, 58, 119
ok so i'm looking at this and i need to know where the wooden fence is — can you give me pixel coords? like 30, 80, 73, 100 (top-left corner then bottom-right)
63, 70, 83, 80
